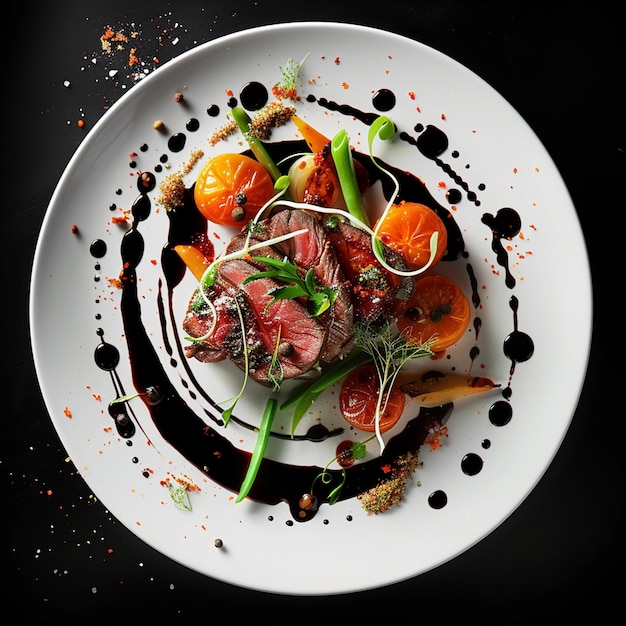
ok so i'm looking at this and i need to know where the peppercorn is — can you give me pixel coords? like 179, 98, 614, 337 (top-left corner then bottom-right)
231, 206, 246, 222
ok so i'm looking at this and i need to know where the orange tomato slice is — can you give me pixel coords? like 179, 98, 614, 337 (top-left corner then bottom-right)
375, 201, 448, 270
397, 274, 471, 352
339, 364, 405, 433
194, 153, 275, 227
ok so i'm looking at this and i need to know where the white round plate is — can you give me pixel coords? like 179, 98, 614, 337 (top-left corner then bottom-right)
30, 22, 591, 595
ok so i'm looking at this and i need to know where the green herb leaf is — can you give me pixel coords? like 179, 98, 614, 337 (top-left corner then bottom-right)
351, 441, 368, 460
166, 481, 193, 511
244, 255, 337, 318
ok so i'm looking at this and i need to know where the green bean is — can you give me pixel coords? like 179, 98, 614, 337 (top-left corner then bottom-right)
330, 129, 369, 226
231, 107, 284, 182
235, 397, 278, 503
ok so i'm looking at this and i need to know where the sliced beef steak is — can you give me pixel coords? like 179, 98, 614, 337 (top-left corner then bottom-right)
326, 220, 414, 326
183, 257, 327, 384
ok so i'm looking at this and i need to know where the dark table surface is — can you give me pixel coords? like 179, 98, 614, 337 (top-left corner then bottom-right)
5, 0, 623, 620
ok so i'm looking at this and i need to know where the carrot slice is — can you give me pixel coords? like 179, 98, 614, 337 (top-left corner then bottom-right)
292, 115, 330, 154
174, 244, 211, 281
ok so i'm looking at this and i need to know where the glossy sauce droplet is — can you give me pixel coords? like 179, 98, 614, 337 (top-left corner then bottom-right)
240, 81, 269, 111
428, 490, 448, 509
168, 133, 186, 153
90, 239, 107, 258
94, 339, 120, 371
489, 400, 513, 426
461, 452, 483, 476
372, 88, 396, 111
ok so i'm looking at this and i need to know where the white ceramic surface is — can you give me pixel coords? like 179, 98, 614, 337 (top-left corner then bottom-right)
30, 22, 591, 595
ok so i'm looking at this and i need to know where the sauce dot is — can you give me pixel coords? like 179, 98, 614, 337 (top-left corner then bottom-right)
428, 490, 448, 509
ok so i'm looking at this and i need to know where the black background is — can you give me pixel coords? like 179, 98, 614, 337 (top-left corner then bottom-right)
4, 0, 624, 621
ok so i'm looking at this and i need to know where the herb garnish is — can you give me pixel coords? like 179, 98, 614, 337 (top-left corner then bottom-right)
354, 322, 435, 450
272, 54, 309, 101
243, 255, 337, 317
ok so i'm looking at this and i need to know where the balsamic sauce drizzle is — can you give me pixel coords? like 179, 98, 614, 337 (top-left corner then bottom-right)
88, 79, 534, 520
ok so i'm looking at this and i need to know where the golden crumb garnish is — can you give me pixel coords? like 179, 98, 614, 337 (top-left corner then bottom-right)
156, 148, 204, 211
209, 119, 238, 146
357, 451, 422, 515
249, 101, 297, 139
209, 101, 296, 146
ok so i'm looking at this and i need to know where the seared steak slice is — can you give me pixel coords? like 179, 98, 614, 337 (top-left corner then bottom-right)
225, 209, 355, 362
183, 258, 327, 384
265, 210, 355, 362
326, 220, 414, 326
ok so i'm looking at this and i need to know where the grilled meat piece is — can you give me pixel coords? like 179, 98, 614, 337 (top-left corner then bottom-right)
183, 257, 327, 384
183, 208, 413, 386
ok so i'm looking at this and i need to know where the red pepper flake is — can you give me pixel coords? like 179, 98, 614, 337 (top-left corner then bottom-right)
438, 181, 446, 188
107, 548, 114, 554
424, 425, 448, 451
128, 47, 139, 66
225, 88, 233, 96
77, 119, 85, 128
513, 167, 518, 173
408, 91, 415, 100
111, 215, 128, 225
150, 259, 157, 265
440, 113, 446, 120
71, 224, 79, 234
64, 406, 73, 418
341, 82, 349, 89
381, 464, 392, 474
334, 56, 340, 64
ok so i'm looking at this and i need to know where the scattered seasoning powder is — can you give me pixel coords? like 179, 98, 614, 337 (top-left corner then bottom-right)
209, 102, 296, 145
357, 450, 422, 514
209, 119, 238, 145
249, 102, 296, 139
157, 148, 204, 211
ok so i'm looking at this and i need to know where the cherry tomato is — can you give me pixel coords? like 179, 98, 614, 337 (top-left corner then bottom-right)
339, 364, 405, 433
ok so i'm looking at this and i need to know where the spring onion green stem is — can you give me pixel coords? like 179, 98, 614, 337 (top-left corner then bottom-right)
330, 129, 369, 226
236, 397, 278, 502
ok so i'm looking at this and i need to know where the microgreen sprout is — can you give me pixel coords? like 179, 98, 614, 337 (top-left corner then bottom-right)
272, 53, 309, 101
355, 321, 436, 452
311, 438, 371, 504
219, 296, 250, 425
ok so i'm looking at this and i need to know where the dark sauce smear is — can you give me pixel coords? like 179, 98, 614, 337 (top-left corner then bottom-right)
90, 85, 535, 520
